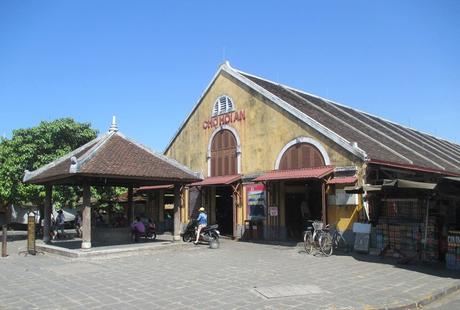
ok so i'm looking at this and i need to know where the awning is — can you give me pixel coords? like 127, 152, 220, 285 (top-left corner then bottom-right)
327, 176, 357, 185
190, 174, 241, 186
344, 185, 382, 194
254, 166, 334, 182
383, 179, 437, 190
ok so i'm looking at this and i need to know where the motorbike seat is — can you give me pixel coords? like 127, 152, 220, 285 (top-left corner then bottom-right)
203, 224, 218, 231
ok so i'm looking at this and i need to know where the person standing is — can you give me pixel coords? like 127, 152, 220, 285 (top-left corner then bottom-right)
56, 210, 65, 238
194, 207, 207, 245
74, 211, 82, 238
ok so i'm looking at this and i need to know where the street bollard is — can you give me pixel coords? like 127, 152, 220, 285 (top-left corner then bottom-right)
2, 224, 7, 257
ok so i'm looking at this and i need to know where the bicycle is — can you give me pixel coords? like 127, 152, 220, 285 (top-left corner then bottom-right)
318, 226, 350, 257
303, 220, 332, 256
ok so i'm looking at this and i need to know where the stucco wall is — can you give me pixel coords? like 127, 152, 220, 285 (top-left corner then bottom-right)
165, 71, 362, 174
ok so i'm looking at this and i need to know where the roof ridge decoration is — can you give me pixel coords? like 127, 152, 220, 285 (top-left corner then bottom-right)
116, 132, 202, 179
70, 131, 116, 173
23, 133, 107, 183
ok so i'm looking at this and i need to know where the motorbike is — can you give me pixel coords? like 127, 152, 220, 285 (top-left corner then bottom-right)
181, 219, 220, 243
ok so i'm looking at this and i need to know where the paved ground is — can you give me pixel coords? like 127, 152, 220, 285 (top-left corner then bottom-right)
1, 236, 460, 310
423, 290, 460, 309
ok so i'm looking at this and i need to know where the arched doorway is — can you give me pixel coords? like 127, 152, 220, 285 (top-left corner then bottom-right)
210, 129, 238, 177
278, 142, 327, 240
210, 129, 238, 235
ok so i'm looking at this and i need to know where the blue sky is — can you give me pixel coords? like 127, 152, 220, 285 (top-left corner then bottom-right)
0, 1, 459, 152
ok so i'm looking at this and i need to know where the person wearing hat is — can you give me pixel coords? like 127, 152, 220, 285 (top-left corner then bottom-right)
194, 207, 207, 244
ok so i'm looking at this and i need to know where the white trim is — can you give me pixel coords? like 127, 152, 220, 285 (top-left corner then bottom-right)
206, 125, 241, 177
280, 86, 413, 164
164, 62, 228, 154
221, 64, 368, 161
23, 133, 108, 182
274, 137, 331, 169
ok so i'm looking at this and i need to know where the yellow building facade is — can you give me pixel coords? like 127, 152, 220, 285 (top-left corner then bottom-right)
165, 63, 366, 240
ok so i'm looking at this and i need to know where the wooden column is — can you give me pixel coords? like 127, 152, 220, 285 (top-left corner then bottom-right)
43, 185, 52, 244
158, 190, 164, 227
81, 183, 91, 249
127, 186, 134, 224
173, 184, 181, 241
322, 182, 327, 226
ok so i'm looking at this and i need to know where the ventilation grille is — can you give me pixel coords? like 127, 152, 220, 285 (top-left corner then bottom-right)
212, 95, 235, 117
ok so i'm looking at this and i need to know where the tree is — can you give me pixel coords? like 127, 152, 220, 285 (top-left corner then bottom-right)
0, 118, 98, 210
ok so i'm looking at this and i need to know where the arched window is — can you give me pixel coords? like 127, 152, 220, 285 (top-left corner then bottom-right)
212, 95, 235, 117
279, 143, 325, 170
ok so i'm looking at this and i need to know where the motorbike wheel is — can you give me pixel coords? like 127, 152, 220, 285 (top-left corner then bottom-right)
210, 231, 219, 241
182, 233, 192, 242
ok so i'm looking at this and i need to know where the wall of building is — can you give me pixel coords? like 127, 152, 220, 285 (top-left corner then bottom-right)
166, 71, 361, 175
166, 71, 364, 236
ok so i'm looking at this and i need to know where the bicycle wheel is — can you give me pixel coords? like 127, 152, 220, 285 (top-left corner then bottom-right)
303, 231, 313, 254
320, 232, 333, 256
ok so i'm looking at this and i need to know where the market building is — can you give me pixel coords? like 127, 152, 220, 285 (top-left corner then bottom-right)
158, 61, 460, 264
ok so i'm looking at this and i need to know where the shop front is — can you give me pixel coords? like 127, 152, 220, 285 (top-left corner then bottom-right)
163, 62, 460, 247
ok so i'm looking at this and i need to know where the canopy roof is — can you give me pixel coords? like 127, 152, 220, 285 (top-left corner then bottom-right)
23, 129, 201, 186
254, 166, 333, 182
327, 176, 357, 185
190, 174, 241, 186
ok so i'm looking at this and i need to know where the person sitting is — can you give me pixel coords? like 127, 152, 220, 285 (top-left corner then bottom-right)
194, 207, 207, 245
131, 217, 146, 242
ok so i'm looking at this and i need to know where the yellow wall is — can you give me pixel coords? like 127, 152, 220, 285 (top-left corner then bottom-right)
166, 71, 363, 232
165, 72, 361, 176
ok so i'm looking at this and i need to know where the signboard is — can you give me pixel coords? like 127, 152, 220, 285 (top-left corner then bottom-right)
202, 110, 246, 130
27, 212, 36, 255
354, 232, 370, 253
246, 184, 266, 219
269, 206, 278, 217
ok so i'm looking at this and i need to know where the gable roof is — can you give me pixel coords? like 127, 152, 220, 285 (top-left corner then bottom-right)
24, 130, 201, 186
165, 62, 460, 175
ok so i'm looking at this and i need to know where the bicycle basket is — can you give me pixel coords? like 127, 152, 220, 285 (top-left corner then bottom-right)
312, 221, 323, 230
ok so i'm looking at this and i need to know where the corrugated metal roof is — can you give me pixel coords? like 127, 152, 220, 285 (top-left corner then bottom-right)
254, 166, 333, 182
190, 174, 241, 186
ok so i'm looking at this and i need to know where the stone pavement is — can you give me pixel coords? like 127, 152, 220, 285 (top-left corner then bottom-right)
1, 238, 460, 310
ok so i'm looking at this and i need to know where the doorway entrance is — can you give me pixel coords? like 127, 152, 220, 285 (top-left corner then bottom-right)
215, 186, 234, 236
284, 180, 323, 240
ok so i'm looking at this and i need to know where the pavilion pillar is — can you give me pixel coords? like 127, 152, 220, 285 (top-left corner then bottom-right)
81, 184, 92, 249
127, 186, 134, 224
43, 185, 52, 244
173, 184, 181, 241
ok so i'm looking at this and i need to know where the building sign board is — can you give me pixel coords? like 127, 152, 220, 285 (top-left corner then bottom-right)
27, 212, 36, 255
203, 110, 246, 130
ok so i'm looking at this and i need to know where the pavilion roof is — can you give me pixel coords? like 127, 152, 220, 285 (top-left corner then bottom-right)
23, 129, 201, 186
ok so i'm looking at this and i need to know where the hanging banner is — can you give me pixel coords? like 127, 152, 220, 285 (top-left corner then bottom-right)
245, 184, 266, 219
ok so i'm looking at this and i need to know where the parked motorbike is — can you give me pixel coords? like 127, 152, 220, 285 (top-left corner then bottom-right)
181, 219, 220, 243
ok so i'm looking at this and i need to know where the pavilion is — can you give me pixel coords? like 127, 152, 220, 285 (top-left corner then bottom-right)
23, 118, 201, 249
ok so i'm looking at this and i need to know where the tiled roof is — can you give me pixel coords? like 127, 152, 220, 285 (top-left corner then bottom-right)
239, 72, 460, 175
190, 174, 241, 186
327, 176, 358, 185
23, 131, 201, 185
254, 166, 334, 182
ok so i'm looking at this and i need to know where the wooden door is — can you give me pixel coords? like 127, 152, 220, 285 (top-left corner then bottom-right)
211, 130, 237, 176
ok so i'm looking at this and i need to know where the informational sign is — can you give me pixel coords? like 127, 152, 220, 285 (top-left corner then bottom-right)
269, 206, 278, 217
27, 212, 36, 255
245, 184, 266, 219
354, 232, 370, 253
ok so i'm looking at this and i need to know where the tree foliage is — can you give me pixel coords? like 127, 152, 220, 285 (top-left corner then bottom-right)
0, 118, 98, 209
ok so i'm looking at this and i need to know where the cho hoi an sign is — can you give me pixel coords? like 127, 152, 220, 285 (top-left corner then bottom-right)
203, 110, 246, 130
